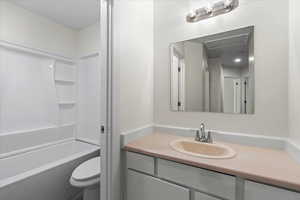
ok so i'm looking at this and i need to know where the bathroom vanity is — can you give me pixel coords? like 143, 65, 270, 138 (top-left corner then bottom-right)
123, 134, 300, 200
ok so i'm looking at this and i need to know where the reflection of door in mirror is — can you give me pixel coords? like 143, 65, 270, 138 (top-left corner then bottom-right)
224, 77, 249, 114
170, 45, 185, 111
233, 79, 241, 113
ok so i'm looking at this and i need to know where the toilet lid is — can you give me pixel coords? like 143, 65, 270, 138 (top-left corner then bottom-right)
72, 157, 101, 181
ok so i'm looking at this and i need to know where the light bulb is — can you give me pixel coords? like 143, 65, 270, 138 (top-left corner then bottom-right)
234, 58, 242, 63
187, 9, 197, 19
224, 0, 233, 7
205, 3, 213, 15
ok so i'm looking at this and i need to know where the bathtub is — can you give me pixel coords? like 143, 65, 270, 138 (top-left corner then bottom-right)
0, 140, 100, 200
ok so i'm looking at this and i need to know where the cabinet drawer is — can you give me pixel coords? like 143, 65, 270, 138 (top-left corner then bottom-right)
157, 159, 235, 200
195, 191, 222, 200
244, 181, 300, 200
127, 169, 190, 200
126, 152, 155, 175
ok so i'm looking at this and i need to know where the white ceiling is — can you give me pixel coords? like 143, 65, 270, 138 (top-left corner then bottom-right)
11, 0, 99, 30
204, 34, 249, 67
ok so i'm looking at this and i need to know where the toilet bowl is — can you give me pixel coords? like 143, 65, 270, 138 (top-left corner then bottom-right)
70, 157, 101, 200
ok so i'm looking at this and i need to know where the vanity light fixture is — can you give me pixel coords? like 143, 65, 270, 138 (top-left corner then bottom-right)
187, 0, 239, 23
234, 58, 242, 63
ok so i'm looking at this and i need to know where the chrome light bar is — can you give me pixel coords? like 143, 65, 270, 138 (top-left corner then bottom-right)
186, 0, 239, 23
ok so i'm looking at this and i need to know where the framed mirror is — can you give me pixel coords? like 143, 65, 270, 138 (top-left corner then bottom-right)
170, 26, 254, 114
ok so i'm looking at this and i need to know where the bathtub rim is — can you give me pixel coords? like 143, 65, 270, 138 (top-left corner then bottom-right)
0, 140, 100, 189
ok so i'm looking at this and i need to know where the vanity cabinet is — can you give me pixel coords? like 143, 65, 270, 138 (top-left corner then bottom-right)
126, 152, 155, 175
125, 152, 226, 200
127, 169, 190, 200
195, 191, 222, 200
125, 151, 300, 200
157, 159, 235, 200
244, 181, 300, 200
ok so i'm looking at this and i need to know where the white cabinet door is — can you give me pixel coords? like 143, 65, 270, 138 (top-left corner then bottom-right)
194, 191, 221, 200
157, 159, 236, 200
126, 152, 155, 175
127, 169, 190, 200
244, 181, 300, 200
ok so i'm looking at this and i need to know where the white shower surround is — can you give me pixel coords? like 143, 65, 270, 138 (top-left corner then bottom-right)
0, 41, 79, 156
0, 47, 60, 133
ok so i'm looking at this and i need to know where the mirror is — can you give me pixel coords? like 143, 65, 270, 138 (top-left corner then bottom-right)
170, 26, 254, 114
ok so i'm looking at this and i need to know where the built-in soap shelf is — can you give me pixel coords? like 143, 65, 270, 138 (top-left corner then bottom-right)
58, 101, 76, 105
53, 60, 77, 128
55, 62, 76, 81
55, 79, 75, 84
60, 122, 76, 127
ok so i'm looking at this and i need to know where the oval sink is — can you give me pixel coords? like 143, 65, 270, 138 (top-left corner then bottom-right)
170, 139, 236, 159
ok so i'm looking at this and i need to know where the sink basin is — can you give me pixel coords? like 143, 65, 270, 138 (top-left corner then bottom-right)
170, 139, 236, 159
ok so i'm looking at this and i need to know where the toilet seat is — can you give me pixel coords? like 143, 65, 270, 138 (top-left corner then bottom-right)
73, 157, 101, 181
70, 157, 101, 188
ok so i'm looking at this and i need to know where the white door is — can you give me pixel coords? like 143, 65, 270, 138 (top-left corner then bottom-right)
170, 49, 185, 111
171, 54, 180, 111
223, 78, 241, 114
224, 78, 235, 113
233, 79, 241, 114
178, 59, 185, 111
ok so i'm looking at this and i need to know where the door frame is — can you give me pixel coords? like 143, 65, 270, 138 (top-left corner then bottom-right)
99, 0, 113, 199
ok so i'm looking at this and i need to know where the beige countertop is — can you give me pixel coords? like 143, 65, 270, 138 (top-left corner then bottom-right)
123, 133, 300, 192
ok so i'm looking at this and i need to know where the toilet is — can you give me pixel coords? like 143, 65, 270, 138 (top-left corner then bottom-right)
70, 157, 101, 200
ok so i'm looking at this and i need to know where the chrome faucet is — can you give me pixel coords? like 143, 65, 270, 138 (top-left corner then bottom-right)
194, 123, 213, 143
199, 123, 206, 142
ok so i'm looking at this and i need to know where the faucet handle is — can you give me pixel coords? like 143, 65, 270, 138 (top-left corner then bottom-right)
194, 130, 201, 141
206, 131, 213, 143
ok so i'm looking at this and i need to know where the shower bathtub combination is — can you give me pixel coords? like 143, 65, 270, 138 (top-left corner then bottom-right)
0, 138, 99, 200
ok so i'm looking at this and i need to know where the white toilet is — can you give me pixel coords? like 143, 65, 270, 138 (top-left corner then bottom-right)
70, 157, 101, 200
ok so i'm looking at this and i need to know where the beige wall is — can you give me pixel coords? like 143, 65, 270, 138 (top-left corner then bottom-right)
154, 0, 289, 137
118, 0, 154, 132
289, 0, 300, 145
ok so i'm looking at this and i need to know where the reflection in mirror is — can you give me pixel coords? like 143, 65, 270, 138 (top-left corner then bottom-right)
170, 26, 254, 114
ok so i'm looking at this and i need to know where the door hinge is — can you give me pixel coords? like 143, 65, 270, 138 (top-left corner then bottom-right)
100, 125, 105, 134
177, 101, 181, 107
